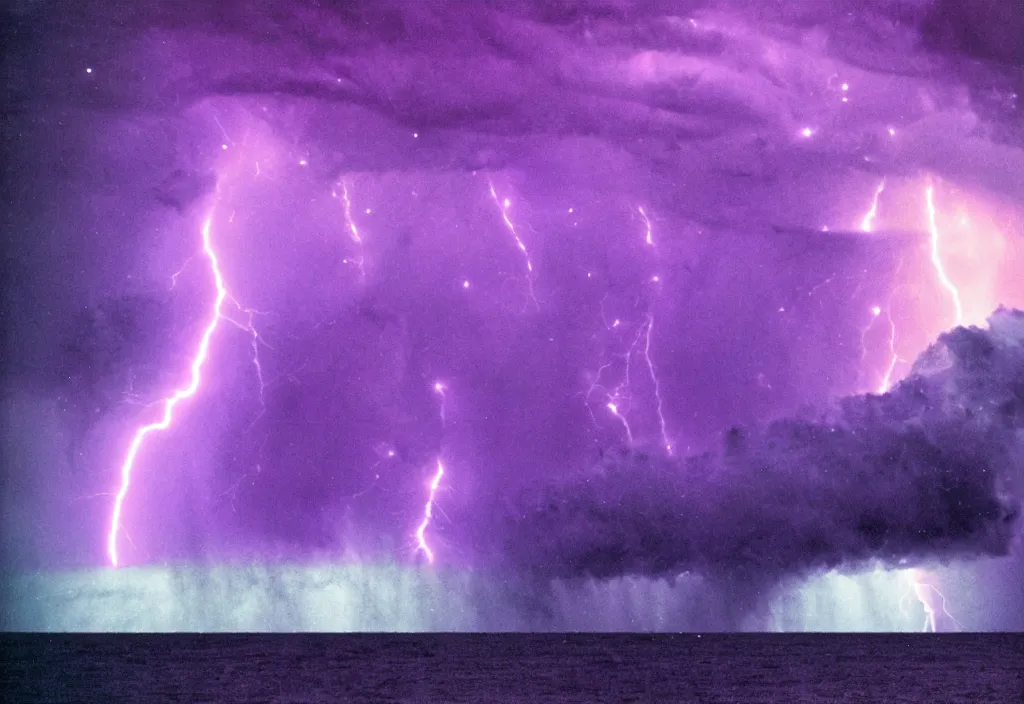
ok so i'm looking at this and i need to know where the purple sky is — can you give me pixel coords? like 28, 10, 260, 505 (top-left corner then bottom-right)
2, 0, 1023, 625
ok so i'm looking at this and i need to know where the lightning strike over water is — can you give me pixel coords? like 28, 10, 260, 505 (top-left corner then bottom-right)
851, 179, 968, 631
909, 182, 979, 630
414, 458, 445, 564
868, 180, 994, 630
912, 578, 964, 633
107, 216, 228, 567
414, 382, 451, 563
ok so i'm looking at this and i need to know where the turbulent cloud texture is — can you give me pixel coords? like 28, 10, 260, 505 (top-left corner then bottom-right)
500, 308, 1024, 581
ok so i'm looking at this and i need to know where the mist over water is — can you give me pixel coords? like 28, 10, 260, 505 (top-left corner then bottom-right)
0, 562, 950, 632
2, 0, 1024, 631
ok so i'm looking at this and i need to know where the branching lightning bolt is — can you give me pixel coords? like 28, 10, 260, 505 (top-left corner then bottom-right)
585, 311, 673, 451
335, 179, 366, 279
912, 579, 964, 632
925, 181, 964, 327
219, 462, 263, 514
583, 206, 674, 453
414, 458, 445, 564
584, 358, 636, 445
859, 305, 902, 395
908, 181, 971, 628
857, 180, 971, 628
224, 305, 270, 409
588, 308, 645, 445
640, 313, 673, 454
900, 571, 964, 632
415, 382, 449, 564
107, 216, 227, 567
878, 313, 901, 394
635, 207, 672, 453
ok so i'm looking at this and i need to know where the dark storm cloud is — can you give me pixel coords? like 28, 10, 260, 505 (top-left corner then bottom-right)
923, 0, 1024, 66
497, 308, 1024, 581
6, 0, 1021, 191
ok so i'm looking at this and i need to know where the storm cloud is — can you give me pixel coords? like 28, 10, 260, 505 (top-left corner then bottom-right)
499, 308, 1023, 581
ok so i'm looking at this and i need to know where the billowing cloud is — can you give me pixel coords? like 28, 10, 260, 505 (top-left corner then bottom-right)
498, 308, 1023, 581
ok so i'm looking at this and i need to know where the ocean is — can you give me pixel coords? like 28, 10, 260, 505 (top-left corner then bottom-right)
3, 633, 1022, 703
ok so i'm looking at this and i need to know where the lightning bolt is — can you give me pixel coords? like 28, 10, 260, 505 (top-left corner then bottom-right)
857, 305, 883, 360
859, 305, 901, 395
587, 309, 645, 445
415, 382, 450, 563
859, 179, 885, 232
638, 206, 654, 246
583, 357, 636, 445
169, 258, 194, 290
224, 305, 270, 409
640, 314, 672, 454
219, 462, 263, 514
858, 179, 972, 628
582, 207, 674, 453
925, 181, 964, 326
907, 180, 971, 628
334, 179, 367, 279
878, 313, 900, 394
914, 582, 964, 632
433, 381, 447, 427
606, 401, 635, 445
414, 458, 445, 564
107, 216, 227, 567
585, 313, 673, 451
901, 571, 964, 632
636, 208, 672, 453
487, 179, 538, 308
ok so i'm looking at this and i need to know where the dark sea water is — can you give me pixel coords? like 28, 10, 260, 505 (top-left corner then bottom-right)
2, 634, 1022, 703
